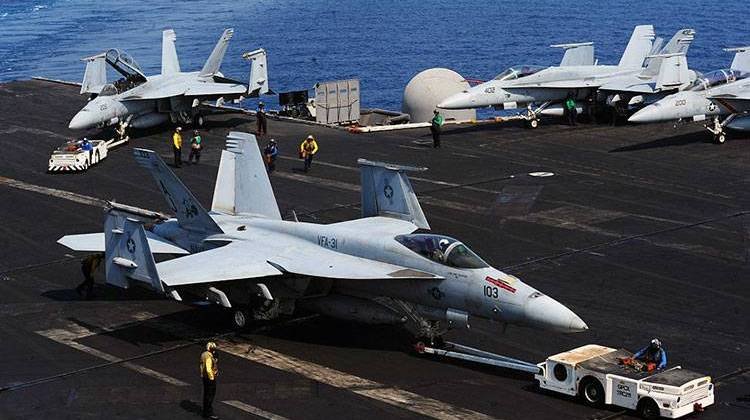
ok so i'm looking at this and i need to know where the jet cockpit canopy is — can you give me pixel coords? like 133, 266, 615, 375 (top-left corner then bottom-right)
689, 69, 749, 91
395, 234, 488, 269
105, 49, 146, 80
494, 65, 545, 81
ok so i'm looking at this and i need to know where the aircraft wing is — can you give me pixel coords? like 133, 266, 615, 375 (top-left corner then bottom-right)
598, 80, 657, 94
58, 232, 189, 254
329, 216, 419, 236
120, 82, 246, 100
511, 79, 602, 89
157, 241, 283, 286
184, 81, 247, 97
157, 234, 440, 287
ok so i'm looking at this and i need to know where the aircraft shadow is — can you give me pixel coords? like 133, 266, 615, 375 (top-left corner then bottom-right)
41, 284, 164, 302
609, 131, 710, 152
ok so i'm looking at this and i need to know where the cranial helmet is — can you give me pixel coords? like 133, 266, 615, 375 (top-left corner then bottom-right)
206, 341, 217, 351
650, 338, 661, 349
439, 239, 450, 250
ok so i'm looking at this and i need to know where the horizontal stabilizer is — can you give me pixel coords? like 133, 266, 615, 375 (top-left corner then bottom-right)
359, 159, 430, 230
184, 81, 247, 97
58, 232, 188, 254
211, 132, 281, 219
551, 42, 595, 67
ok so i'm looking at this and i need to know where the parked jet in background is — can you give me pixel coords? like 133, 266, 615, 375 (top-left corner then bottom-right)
438, 25, 657, 127
581, 28, 697, 115
69, 28, 269, 135
58, 132, 588, 342
629, 47, 750, 143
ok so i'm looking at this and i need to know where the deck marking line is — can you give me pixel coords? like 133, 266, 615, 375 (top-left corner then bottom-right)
223, 400, 291, 420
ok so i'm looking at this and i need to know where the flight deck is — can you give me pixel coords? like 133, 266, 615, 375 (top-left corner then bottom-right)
0, 79, 748, 419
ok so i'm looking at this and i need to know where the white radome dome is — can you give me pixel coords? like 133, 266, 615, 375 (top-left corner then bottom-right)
402, 68, 476, 123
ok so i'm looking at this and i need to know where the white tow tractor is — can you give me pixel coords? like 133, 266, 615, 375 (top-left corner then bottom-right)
535, 345, 714, 419
417, 342, 713, 419
48, 138, 113, 172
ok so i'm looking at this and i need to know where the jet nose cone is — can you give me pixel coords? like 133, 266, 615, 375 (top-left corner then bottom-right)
523, 294, 588, 333
438, 91, 473, 110
628, 105, 661, 124
68, 111, 93, 130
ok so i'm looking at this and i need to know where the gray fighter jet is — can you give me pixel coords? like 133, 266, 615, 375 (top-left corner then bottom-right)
58, 132, 587, 342
629, 47, 750, 144
438, 25, 658, 127
69, 28, 269, 134
579, 28, 697, 115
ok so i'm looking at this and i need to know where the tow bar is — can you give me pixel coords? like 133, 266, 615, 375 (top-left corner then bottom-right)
415, 341, 540, 374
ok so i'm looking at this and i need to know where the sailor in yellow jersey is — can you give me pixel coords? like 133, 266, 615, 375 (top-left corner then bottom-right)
200, 341, 219, 419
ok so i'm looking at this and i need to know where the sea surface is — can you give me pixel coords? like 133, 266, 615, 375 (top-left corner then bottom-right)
0, 0, 748, 112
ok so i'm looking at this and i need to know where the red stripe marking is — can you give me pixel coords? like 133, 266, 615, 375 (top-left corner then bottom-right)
485, 276, 516, 293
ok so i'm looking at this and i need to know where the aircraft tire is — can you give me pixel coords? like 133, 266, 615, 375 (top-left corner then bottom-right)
579, 377, 605, 407
232, 308, 249, 329
194, 114, 205, 128
526, 119, 539, 129
714, 133, 726, 144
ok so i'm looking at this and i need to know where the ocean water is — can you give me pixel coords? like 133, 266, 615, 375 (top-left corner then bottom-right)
0, 0, 748, 111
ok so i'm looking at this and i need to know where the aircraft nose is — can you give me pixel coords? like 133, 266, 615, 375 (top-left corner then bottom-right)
628, 104, 664, 124
438, 91, 473, 110
523, 293, 588, 333
68, 110, 95, 130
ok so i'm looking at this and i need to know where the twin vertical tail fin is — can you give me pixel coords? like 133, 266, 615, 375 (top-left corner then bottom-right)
200, 28, 234, 77
727, 46, 750, 74
161, 29, 181, 74
641, 29, 695, 78
243, 48, 270, 96
618, 25, 656, 69
133, 148, 223, 234
211, 132, 281, 219
359, 159, 430, 229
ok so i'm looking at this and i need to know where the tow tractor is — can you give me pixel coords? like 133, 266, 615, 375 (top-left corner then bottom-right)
48, 136, 127, 173
417, 343, 713, 419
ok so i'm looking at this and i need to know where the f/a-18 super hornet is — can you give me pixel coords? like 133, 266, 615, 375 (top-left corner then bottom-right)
438, 25, 658, 127
629, 47, 750, 144
580, 28, 697, 116
58, 132, 587, 343
69, 28, 269, 136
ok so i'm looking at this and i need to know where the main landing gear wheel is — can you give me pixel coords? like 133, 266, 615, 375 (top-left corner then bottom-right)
232, 308, 249, 329
194, 114, 205, 128
637, 398, 660, 420
580, 378, 605, 407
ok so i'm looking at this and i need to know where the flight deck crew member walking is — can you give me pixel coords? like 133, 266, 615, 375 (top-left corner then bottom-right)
264, 138, 279, 172
172, 126, 183, 167
565, 95, 577, 126
256, 102, 267, 136
430, 109, 444, 148
200, 341, 219, 419
299, 135, 318, 172
189, 130, 202, 164
76, 252, 103, 299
